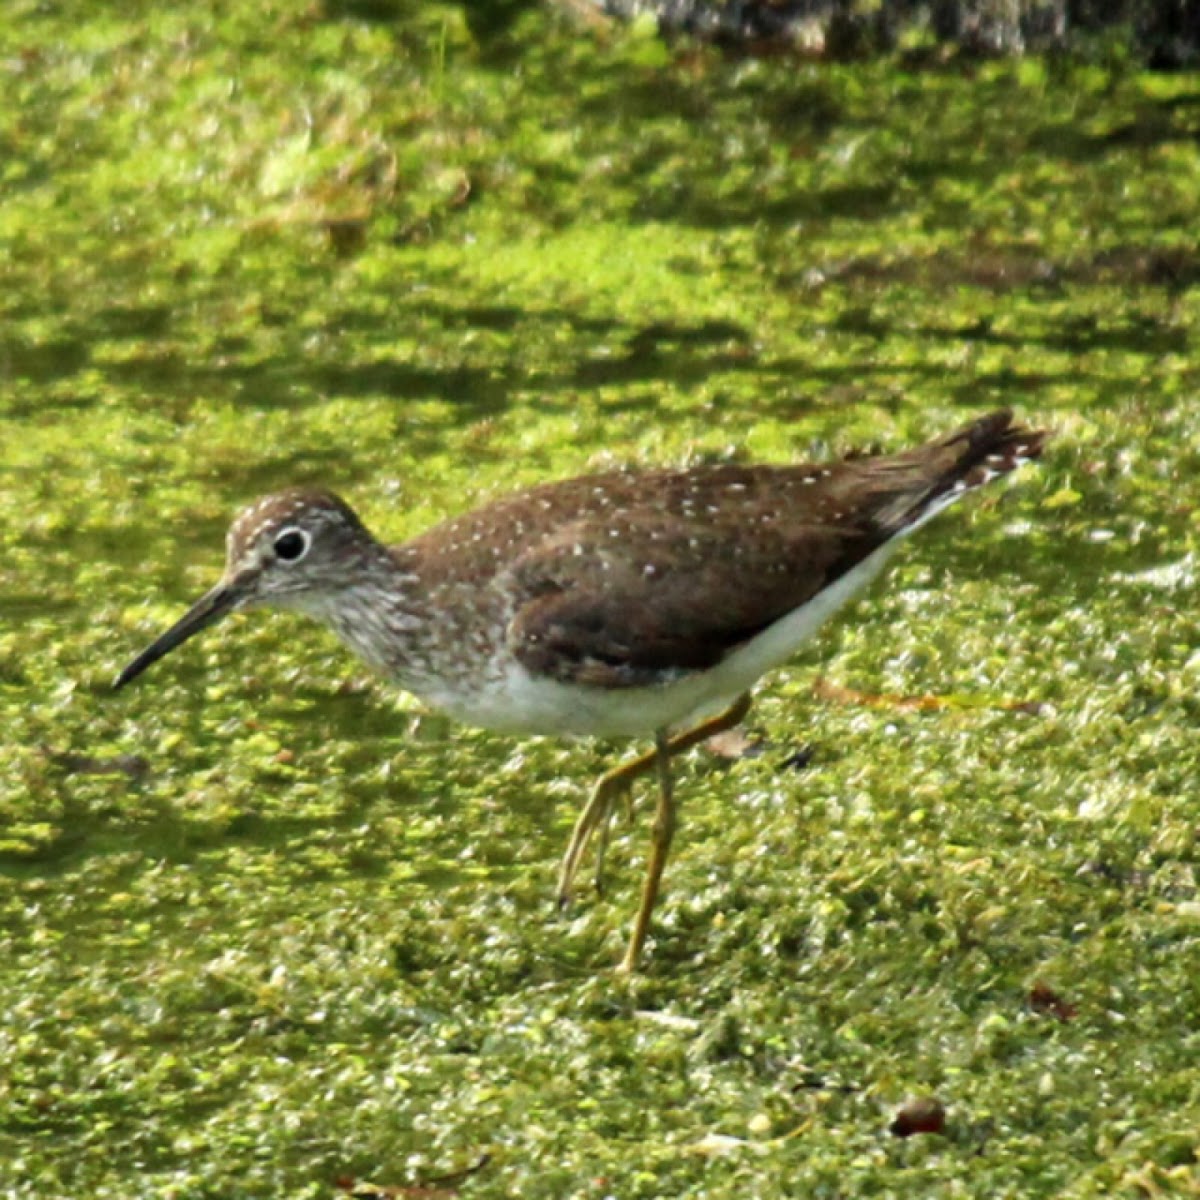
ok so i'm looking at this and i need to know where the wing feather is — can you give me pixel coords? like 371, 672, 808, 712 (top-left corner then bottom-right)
505, 517, 859, 688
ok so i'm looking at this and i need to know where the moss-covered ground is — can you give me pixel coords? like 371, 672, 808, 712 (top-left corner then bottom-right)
3, 3, 1200, 1196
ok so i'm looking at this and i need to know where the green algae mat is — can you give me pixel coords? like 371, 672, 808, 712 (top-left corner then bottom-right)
3, 3, 1200, 1197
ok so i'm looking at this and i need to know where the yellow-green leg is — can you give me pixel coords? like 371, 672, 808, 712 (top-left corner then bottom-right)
553, 692, 753, 970
617, 728, 676, 975
557, 693, 753, 908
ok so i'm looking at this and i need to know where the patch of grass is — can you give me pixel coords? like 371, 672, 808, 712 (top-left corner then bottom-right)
2, 3, 1199, 1196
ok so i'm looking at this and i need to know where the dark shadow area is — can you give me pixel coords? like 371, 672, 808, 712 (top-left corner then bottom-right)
773, 242, 1200, 298
1, 336, 91, 386
68, 303, 767, 429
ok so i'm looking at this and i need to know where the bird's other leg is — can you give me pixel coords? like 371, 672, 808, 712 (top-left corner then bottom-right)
557, 767, 635, 909
588, 776, 634, 896
556, 692, 753, 910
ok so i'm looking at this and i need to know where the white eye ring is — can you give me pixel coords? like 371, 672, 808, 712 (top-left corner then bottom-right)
272, 526, 311, 563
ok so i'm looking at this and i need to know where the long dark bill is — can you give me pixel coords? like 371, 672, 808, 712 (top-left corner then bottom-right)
113, 580, 242, 690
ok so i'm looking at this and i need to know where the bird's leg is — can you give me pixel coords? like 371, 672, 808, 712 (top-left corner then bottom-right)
617, 729, 675, 974
555, 693, 753, 911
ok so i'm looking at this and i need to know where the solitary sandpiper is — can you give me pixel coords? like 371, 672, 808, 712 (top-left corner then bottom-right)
115, 409, 1046, 971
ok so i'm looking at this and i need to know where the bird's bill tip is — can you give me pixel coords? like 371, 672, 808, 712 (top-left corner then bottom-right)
113, 580, 241, 691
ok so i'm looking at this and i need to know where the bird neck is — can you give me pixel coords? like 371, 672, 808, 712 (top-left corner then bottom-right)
293, 545, 432, 680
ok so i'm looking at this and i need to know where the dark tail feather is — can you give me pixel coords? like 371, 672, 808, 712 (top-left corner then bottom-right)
878, 409, 1048, 534
944, 406, 1046, 475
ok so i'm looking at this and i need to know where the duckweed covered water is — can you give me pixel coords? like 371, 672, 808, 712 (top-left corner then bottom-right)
2, 3, 1200, 1196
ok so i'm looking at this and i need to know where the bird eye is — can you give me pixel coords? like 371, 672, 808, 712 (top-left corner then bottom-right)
273, 528, 310, 562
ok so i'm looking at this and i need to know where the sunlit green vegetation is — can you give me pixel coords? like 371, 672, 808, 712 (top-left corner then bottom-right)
2, 2, 1199, 1196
